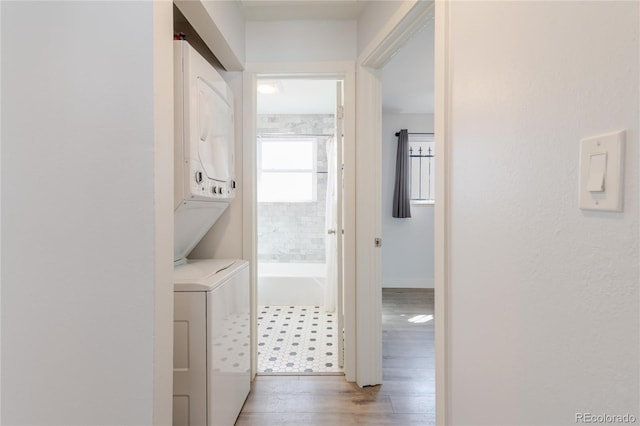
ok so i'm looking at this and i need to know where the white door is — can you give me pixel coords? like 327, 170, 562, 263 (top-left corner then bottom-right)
325, 80, 345, 368
335, 81, 345, 368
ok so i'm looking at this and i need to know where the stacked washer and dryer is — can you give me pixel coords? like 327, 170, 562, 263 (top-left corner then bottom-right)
172, 40, 250, 426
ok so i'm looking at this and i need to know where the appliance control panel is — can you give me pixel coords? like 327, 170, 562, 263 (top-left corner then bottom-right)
189, 163, 236, 201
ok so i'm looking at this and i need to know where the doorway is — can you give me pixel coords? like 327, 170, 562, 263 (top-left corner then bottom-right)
352, 0, 444, 417
379, 9, 436, 401
254, 76, 346, 375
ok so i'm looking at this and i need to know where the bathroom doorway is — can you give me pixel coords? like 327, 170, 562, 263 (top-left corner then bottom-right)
255, 77, 345, 374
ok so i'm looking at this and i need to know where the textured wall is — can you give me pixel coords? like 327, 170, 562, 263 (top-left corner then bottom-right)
448, 2, 639, 424
257, 114, 334, 263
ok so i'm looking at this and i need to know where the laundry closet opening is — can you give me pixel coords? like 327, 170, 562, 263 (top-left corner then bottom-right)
255, 77, 345, 375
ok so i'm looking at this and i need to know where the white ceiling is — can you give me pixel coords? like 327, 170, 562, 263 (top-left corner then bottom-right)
240, 0, 368, 21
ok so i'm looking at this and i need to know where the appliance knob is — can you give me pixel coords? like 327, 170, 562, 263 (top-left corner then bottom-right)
231, 180, 236, 189
195, 171, 203, 184
211, 186, 216, 194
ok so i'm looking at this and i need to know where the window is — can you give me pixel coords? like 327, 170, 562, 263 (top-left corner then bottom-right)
257, 137, 317, 202
408, 134, 435, 203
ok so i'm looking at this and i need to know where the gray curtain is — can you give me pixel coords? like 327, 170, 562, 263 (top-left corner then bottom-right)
392, 129, 411, 218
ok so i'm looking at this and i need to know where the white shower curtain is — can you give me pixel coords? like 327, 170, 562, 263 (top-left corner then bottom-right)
324, 137, 338, 313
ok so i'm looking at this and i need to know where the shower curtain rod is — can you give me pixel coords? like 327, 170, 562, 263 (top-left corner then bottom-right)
395, 131, 435, 137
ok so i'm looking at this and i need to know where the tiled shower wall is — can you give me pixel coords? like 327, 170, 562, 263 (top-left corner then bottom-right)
257, 114, 334, 264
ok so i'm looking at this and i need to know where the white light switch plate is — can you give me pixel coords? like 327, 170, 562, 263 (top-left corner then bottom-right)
579, 130, 625, 212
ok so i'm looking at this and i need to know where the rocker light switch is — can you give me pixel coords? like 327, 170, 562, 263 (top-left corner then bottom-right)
579, 130, 625, 212
586, 152, 606, 192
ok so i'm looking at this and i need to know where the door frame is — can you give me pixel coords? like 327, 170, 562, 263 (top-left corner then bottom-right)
355, 0, 449, 424
242, 62, 357, 382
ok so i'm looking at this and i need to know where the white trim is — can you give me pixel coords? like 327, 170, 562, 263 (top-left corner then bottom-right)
0, 1, 3, 420
243, 62, 357, 382
411, 200, 436, 206
382, 278, 435, 289
359, 0, 435, 68
434, 1, 451, 424
355, 66, 384, 386
342, 68, 357, 383
152, 1, 174, 424
242, 71, 258, 381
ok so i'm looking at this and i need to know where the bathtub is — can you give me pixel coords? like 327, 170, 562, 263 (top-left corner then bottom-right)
258, 262, 326, 306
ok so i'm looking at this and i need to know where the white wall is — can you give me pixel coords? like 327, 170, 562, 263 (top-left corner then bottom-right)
448, 2, 639, 424
357, 0, 406, 56
1, 2, 173, 424
246, 20, 357, 63
381, 25, 434, 114
201, 0, 245, 67
382, 113, 434, 289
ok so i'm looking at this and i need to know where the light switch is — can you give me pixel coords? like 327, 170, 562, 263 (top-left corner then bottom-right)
586, 152, 606, 192
579, 130, 625, 211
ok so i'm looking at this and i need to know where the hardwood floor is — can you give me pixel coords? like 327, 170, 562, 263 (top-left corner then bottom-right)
236, 288, 435, 425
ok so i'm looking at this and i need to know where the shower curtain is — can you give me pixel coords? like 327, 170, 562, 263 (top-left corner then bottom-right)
324, 136, 338, 313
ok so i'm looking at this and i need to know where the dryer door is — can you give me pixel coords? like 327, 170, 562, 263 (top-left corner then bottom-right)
196, 78, 233, 185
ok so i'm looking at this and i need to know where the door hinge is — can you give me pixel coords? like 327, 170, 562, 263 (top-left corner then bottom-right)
337, 105, 344, 120
375, 237, 382, 248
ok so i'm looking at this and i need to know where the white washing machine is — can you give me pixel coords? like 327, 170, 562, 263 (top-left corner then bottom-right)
173, 259, 250, 426
172, 40, 250, 426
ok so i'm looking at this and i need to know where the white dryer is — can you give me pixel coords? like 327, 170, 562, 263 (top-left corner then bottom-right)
173, 39, 236, 264
173, 259, 250, 426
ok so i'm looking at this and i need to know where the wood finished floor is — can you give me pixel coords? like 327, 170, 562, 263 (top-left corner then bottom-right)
236, 289, 435, 425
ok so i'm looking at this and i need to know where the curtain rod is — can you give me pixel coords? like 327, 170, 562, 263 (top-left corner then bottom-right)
395, 131, 435, 137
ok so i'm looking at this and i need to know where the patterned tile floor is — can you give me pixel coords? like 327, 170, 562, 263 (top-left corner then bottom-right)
257, 305, 341, 374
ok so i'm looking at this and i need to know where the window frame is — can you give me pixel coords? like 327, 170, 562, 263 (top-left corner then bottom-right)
257, 136, 318, 203
408, 133, 435, 205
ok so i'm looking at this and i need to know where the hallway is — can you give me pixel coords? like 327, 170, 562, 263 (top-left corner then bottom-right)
236, 289, 435, 425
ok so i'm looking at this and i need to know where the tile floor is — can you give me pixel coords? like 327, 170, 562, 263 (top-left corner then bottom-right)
257, 305, 341, 373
